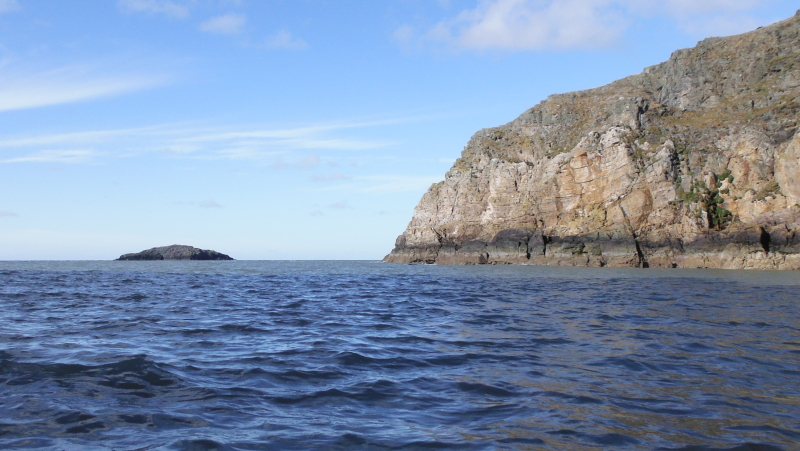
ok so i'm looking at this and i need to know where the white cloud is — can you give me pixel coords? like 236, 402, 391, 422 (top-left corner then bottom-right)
262, 31, 308, 50
117, 0, 189, 18
0, 210, 19, 217
400, 0, 777, 52
2, 149, 96, 164
0, 65, 170, 113
412, 0, 626, 51
200, 13, 246, 35
0, 0, 20, 14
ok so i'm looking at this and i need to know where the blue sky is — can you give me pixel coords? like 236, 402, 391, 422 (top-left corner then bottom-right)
0, 0, 797, 260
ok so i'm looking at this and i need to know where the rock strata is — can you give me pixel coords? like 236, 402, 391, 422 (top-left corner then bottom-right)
117, 245, 234, 261
385, 13, 800, 269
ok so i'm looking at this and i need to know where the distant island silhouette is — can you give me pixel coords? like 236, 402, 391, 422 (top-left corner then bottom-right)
116, 245, 234, 261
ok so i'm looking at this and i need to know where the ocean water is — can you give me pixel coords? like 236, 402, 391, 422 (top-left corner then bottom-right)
0, 261, 798, 451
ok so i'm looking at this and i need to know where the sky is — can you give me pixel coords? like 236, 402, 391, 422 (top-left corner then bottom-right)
0, 0, 797, 260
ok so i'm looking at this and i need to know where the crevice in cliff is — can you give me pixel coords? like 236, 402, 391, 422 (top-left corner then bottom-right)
543, 235, 550, 258
633, 236, 650, 268
631, 232, 650, 268
760, 227, 771, 253
429, 228, 444, 263
618, 205, 649, 268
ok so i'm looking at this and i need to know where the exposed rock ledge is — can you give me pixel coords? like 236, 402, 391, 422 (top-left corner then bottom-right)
385, 12, 800, 270
117, 245, 234, 261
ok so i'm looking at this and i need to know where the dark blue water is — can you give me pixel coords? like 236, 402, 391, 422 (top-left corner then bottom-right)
0, 261, 798, 450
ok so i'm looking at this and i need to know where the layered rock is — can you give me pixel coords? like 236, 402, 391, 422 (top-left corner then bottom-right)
117, 245, 234, 261
385, 12, 800, 269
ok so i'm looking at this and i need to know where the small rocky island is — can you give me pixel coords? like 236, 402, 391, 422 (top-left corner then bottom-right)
116, 245, 234, 261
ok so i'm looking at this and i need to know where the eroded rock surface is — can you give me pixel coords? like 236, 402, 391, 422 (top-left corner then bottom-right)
117, 245, 234, 261
385, 13, 800, 269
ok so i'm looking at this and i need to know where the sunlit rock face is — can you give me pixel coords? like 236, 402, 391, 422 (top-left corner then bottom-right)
385, 12, 800, 269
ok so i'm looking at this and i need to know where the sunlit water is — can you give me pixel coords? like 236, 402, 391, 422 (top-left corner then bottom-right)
0, 261, 798, 450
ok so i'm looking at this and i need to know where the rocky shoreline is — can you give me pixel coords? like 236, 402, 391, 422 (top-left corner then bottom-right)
385, 12, 800, 270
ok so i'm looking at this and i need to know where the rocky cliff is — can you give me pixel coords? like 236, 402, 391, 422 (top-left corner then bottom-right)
385, 12, 800, 269
117, 245, 234, 261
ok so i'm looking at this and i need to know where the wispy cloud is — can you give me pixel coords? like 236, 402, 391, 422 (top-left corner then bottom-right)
0, 125, 167, 148
2, 149, 96, 164
117, 0, 189, 18
0, 210, 19, 218
262, 30, 308, 50
329, 200, 352, 210
174, 199, 224, 209
398, 0, 777, 52
199, 200, 223, 209
0, 65, 171, 113
0, 0, 20, 14
298, 154, 321, 169
0, 117, 408, 163
153, 121, 399, 158
200, 13, 246, 34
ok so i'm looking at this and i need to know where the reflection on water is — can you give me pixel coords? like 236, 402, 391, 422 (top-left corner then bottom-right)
0, 261, 798, 450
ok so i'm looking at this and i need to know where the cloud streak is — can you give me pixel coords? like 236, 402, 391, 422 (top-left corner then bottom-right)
2, 149, 96, 164
0, 117, 408, 163
117, 0, 189, 18
0, 65, 171, 113
174, 200, 224, 209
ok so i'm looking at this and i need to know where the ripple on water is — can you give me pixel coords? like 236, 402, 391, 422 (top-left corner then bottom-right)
0, 261, 798, 450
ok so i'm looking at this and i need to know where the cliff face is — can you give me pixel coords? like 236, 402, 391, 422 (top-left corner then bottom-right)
385, 12, 800, 269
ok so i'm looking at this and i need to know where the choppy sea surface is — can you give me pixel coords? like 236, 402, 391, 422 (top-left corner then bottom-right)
0, 261, 798, 451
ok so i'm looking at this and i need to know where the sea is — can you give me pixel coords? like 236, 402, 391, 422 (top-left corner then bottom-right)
0, 261, 798, 451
